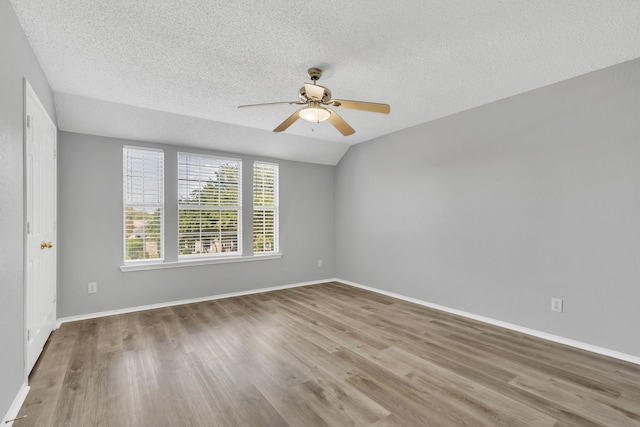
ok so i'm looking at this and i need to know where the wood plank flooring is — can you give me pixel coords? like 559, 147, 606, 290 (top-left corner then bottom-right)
17, 282, 640, 426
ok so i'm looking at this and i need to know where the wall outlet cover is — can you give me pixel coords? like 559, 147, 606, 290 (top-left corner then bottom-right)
551, 297, 563, 313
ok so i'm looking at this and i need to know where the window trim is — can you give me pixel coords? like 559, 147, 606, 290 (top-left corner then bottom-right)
177, 152, 242, 258
120, 252, 282, 272
253, 161, 279, 254
123, 145, 164, 264
120, 150, 285, 271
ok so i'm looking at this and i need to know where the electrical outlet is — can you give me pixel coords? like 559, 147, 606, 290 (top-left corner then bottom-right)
88, 282, 97, 294
317, 260, 323, 268
551, 297, 563, 313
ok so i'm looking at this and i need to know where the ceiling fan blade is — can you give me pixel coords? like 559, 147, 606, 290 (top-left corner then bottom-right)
273, 110, 301, 132
328, 110, 355, 136
329, 99, 390, 114
238, 101, 303, 109
304, 83, 326, 101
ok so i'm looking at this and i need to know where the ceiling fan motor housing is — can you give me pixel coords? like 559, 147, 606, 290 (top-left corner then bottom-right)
298, 85, 332, 103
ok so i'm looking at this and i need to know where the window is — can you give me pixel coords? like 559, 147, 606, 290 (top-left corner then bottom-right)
123, 147, 164, 262
178, 153, 241, 257
253, 162, 279, 253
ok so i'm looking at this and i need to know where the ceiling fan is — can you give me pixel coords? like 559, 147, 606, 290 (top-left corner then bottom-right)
238, 68, 390, 136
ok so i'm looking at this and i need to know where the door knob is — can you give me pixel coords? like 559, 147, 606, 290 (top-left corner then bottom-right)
40, 241, 53, 249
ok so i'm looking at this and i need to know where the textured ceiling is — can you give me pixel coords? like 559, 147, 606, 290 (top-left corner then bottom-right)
9, 0, 640, 165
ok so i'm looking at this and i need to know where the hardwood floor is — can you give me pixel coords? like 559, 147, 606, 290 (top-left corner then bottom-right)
17, 282, 640, 426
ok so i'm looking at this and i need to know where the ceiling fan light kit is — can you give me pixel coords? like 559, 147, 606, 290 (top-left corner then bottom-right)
299, 105, 331, 123
238, 68, 390, 136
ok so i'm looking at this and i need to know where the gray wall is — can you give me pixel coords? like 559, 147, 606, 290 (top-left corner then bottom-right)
57, 132, 335, 317
0, 0, 56, 419
336, 58, 640, 357
3, 3, 639, 420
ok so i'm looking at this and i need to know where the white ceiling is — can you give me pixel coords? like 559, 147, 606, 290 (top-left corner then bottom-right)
10, 0, 640, 165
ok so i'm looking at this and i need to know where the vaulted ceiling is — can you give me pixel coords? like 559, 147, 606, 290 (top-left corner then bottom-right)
9, 0, 640, 165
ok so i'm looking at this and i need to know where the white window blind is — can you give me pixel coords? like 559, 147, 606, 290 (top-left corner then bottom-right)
123, 147, 164, 262
253, 162, 279, 253
178, 153, 242, 257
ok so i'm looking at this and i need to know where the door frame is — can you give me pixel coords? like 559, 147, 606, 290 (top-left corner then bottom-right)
23, 79, 57, 378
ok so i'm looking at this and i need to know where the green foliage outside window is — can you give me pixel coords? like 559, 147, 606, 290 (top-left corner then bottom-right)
178, 162, 240, 255
124, 207, 162, 260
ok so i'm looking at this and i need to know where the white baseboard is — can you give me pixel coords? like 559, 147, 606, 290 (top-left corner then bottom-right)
57, 278, 330, 326
3, 383, 29, 426
55, 276, 640, 366
336, 278, 640, 366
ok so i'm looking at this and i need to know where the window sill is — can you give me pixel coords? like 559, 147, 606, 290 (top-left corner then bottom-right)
120, 253, 283, 272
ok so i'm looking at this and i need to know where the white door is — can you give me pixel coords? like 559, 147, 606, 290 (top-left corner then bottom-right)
24, 80, 57, 375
